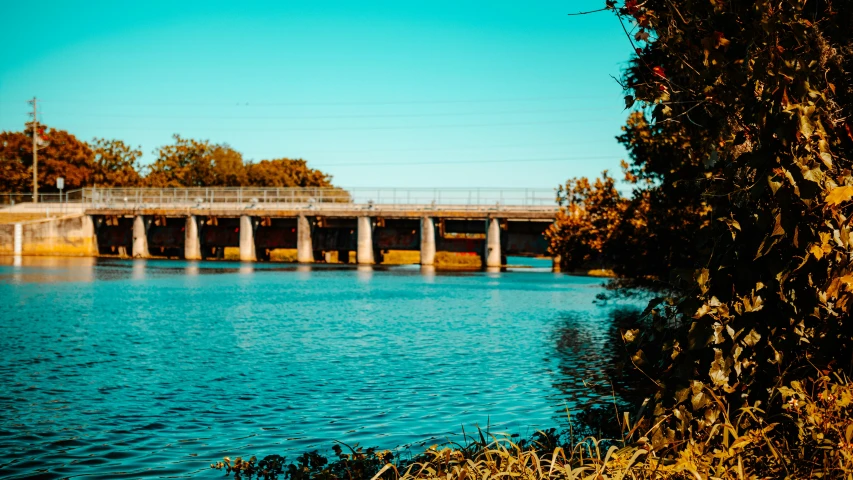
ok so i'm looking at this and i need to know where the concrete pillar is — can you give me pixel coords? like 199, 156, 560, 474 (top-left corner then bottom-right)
13, 223, 22, 255
185, 215, 202, 260
357, 216, 375, 265
239, 215, 256, 262
297, 215, 313, 263
88, 216, 101, 256
552, 254, 562, 273
420, 217, 436, 266
132, 215, 150, 258
485, 218, 502, 268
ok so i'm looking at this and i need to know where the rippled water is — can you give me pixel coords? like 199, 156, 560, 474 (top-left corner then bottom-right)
0, 257, 632, 479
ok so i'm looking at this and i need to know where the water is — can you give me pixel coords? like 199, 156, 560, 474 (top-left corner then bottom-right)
0, 257, 632, 479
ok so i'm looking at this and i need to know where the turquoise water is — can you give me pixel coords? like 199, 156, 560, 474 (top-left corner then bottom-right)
0, 257, 628, 479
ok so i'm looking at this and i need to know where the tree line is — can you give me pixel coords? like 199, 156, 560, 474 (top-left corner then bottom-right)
0, 129, 335, 192
546, 0, 853, 476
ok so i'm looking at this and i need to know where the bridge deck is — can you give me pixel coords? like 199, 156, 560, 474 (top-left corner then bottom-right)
85, 204, 558, 220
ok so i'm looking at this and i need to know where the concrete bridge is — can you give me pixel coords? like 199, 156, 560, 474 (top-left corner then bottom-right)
2, 187, 561, 269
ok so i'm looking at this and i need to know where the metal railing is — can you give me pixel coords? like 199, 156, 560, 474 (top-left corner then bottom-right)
3, 187, 560, 211
0, 190, 84, 206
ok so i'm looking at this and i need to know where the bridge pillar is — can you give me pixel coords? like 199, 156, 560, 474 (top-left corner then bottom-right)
132, 215, 150, 258
239, 215, 256, 262
420, 217, 436, 266
485, 218, 502, 268
297, 215, 313, 263
184, 215, 201, 260
357, 216, 374, 265
13, 223, 22, 255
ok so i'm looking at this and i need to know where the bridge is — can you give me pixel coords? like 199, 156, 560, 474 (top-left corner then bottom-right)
2, 187, 562, 269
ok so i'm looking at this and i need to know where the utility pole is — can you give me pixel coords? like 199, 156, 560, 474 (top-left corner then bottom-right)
28, 97, 39, 203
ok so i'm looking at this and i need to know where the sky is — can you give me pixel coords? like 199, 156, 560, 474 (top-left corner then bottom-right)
0, 1, 634, 189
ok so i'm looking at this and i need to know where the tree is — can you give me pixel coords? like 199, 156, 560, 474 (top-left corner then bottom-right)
547, 172, 628, 271
1, 130, 342, 193
551, 0, 853, 459
146, 137, 339, 189
0, 127, 94, 193
91, 138, 143, 187
210, 144, 248, 186
146, 135, 215, 187
0, 131, 32, 192
245, 158, 333, 187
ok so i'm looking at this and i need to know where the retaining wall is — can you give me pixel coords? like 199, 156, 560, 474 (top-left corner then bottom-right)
0, 214, 98, 257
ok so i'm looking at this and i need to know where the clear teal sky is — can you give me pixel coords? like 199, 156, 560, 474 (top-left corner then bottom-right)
0, 1, 633, 188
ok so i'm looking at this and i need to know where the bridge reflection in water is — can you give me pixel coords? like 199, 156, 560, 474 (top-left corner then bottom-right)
83, 187, 561, 270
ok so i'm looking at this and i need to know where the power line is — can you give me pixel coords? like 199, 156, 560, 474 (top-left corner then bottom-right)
312, 155, 618, 168
29, 94, 617, 108
40, 106, 612, 120
53, 118, 616, 132
243, 138, 616, 156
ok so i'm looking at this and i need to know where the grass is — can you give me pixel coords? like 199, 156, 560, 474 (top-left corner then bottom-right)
211, 377, 853, 479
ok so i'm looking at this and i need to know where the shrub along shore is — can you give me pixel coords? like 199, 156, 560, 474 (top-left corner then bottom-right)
212, 377, 852, 479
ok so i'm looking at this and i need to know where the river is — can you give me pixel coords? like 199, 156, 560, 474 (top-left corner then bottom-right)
0, 257, 632, 478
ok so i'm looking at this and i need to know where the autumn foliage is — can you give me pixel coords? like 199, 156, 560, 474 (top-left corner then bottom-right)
546, 0, 853, 476
546, 172, 627, 272
0, 131, 335, 192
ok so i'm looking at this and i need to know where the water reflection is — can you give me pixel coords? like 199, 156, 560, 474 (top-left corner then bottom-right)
548, 307, 645, 410
0, 255, 96, 283
296, 264, 312, 278
356, 264, 373, 282
420, 265, 436, 282
185, 261, 200, 276
132, 259, 146, 280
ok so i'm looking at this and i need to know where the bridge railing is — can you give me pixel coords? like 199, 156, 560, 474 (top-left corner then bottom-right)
1, 190, 85, 206
71, 187, 559, 210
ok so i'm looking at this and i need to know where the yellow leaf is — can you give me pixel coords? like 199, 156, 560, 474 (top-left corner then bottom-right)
825, 185, 853, 206
730, 436, 752, 450
810, 244, 824, 260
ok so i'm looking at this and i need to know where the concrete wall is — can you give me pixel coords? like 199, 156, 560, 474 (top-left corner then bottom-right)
0, 214, 98, 257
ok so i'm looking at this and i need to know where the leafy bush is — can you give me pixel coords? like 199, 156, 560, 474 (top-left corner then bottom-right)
213, 378, 853, 478
548, 0, 853, 453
